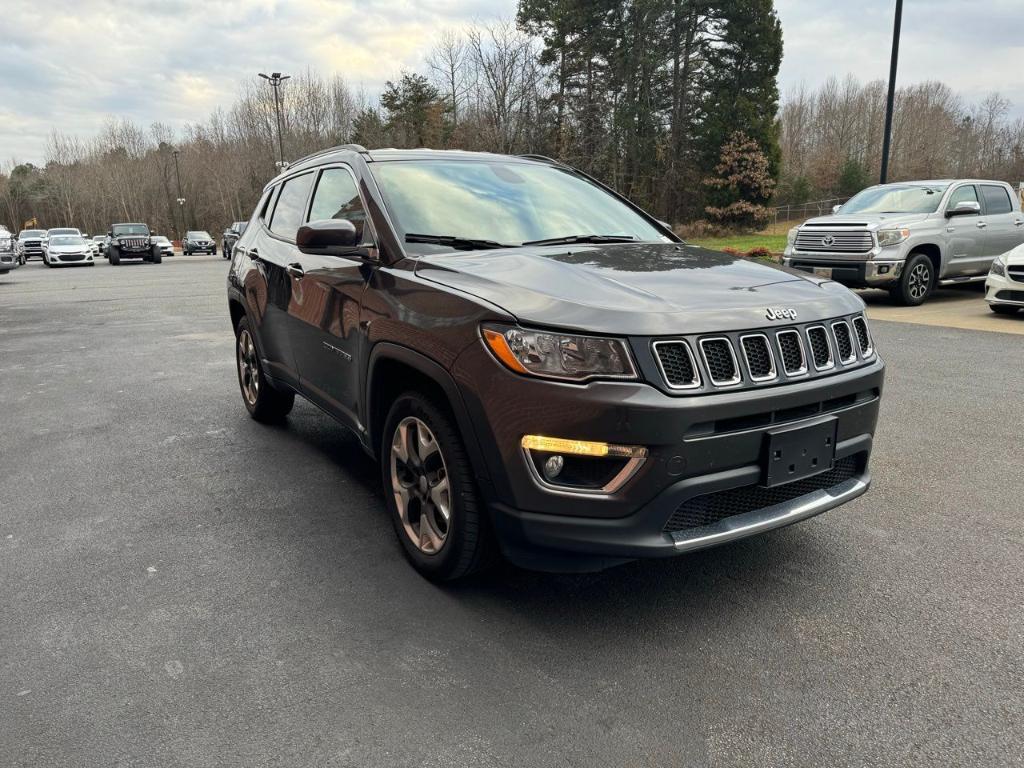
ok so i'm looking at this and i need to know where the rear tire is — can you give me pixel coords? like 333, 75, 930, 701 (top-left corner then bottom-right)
235, 316, 294, 422
381, 392, 496, 582
890, 252, 934, 306
989, 304, 1019, 315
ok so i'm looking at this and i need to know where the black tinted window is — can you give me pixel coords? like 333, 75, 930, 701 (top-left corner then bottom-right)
308, 168, 368, 242
981, 185, 1012, 215
269, 173, 315, 239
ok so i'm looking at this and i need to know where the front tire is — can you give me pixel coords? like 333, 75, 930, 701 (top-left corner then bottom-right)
989, 304, 1019, 315
235, 317, 294, 422
108, 247, 120, 265
151, 245, 162, 264
890, 252, 934, 306
381, 392, 495, 582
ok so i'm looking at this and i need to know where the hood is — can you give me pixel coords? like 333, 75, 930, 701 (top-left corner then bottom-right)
50, 243, 89, 253
415, 242, 864, 336
802, 212, 932, 229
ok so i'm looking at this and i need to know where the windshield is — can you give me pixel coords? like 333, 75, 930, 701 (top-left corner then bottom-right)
113, 224, 148, 235
51, 235, 86, 247
840, 184, 949, 214
188, 231, 211, 239
20, 230, 45, 238
370, 160, 667, 253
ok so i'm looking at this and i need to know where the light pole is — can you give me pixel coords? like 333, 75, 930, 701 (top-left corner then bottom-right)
172, 148, 186, 237
879, 0, 903, 184
259, 72, 291, 169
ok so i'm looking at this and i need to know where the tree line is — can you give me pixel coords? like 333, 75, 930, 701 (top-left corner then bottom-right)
1, 2, 1022, 239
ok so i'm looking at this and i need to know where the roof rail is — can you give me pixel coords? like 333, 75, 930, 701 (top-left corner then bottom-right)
517, 153, 560, 165
287, 143, 369, 168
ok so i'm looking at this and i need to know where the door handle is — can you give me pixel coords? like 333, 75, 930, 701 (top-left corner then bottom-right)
286, 262, 305, 278
1015, 220, 1024, 227
976, 221, 987, 229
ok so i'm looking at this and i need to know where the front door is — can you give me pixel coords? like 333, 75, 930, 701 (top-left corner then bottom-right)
288, 166, 375, 430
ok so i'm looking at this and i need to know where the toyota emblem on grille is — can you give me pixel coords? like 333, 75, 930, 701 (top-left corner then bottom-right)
821, 235, 835, 246
766, 307, 798, 321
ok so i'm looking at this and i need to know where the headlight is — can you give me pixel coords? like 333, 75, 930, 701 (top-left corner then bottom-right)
990, 255, 1007, 277
482, 325, 637, 382
786, 226, 799, 246
877, 228, 910, 247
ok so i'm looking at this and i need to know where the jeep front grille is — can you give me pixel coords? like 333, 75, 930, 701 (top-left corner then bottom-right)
699, 338, 740, 386
795, 228, 873, 253
663, 456, 860, 533
740, 334, 776, 381
652, 341, 700, 389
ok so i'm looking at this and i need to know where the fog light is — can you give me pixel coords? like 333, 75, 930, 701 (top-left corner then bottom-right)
543, 454, 564, 479
879, 265, 890, 274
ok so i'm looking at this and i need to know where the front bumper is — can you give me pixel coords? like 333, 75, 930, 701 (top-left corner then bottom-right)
453, 342, 884, 571
783, 255, 904, 288
50, 253, 94, 265
985, 271, 1024, 306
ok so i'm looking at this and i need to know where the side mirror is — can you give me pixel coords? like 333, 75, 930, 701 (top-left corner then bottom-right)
946, 200, 981, 218
832, 205, 842, 214
107, 231, 113, 237
296, 219, 361, 256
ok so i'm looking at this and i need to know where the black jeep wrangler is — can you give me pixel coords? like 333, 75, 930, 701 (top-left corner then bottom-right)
106, 223, 162, 265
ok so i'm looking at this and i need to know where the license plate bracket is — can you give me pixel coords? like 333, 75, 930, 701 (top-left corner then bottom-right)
764, 418, 837, 487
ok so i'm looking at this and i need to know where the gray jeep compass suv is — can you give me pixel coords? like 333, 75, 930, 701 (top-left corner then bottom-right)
227, 146, 884, 580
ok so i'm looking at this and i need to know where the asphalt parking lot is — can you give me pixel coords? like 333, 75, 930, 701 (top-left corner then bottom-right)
1, 256, 1021, 767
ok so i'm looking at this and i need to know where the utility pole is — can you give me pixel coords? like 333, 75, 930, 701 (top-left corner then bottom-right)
259, 72, 291, 169
172, 148, 186, 238
879, 0, 903, 184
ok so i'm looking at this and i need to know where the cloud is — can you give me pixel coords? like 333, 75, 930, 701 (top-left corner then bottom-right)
2, 0, 1021, 165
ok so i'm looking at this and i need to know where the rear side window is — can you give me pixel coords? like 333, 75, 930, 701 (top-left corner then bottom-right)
981, 185, 1012, 215
269, 172, 315, 239
308, 168, 369, 243
946, 185, 978, 210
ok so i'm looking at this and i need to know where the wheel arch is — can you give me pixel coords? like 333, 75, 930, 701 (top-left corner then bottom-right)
909, 243, 942, 278
366, 343, 491, 487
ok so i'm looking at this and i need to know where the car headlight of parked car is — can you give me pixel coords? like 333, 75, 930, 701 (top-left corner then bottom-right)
787, 226, 799, 247
877, 228, 910, 247
482, 324, 637, 382
989, 254, 1007, 277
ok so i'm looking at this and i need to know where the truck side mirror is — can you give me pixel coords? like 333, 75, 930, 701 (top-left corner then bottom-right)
832, 205, 842, 214
946, 200, 981, 218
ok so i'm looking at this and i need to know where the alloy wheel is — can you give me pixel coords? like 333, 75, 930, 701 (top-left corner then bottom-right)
236, 328, 260, 405
390, 416, 451, 555
908, 262, 931, 300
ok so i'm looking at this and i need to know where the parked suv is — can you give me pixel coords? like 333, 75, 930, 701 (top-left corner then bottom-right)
222, 221, 247, 259
183, 230, 216, 255
783, 180, 1024, 305
0, 227, 16, 273
106, 223, 161, 265
227, 146, 884, 580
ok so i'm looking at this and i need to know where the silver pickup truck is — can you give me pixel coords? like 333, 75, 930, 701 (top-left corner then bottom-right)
783, 180, 1024, 305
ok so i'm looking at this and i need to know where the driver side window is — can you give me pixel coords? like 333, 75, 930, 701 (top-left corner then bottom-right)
946, 185, 978, 212
308, 168, 370, 244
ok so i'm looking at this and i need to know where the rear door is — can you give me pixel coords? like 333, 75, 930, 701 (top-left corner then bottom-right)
979, 184, 1021, 260
943, 184, 985, 276
287, 165, 375, 428
244, 171, 316, 384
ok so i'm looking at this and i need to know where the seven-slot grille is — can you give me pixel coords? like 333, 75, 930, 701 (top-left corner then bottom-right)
699, 338, 740, 386
794, 228, 873, 253
651, 315, 873, 392
652, 341, 700, 389
121, 237, 147, 249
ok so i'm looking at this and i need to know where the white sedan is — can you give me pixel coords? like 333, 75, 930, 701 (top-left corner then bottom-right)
44, 234, 95, 267
986, 244, 1024, 315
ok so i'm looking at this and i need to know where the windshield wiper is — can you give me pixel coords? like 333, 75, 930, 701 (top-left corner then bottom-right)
405, 233, 517, 251
521, 234, 639, 246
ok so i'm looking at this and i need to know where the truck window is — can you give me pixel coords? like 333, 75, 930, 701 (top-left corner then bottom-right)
980, 185, 1012, 215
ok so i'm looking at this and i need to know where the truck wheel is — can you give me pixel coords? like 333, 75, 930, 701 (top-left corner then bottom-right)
989, 304, 1018, 315
109, 247, 120, 265
212, 245, 217, 255
235, 317, 294, 422
890, 253, 933, 306
381, 392, 496, 582
151, 246, 162, 264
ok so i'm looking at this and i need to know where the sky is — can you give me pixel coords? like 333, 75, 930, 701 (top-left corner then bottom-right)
2, 0, 1022, 165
